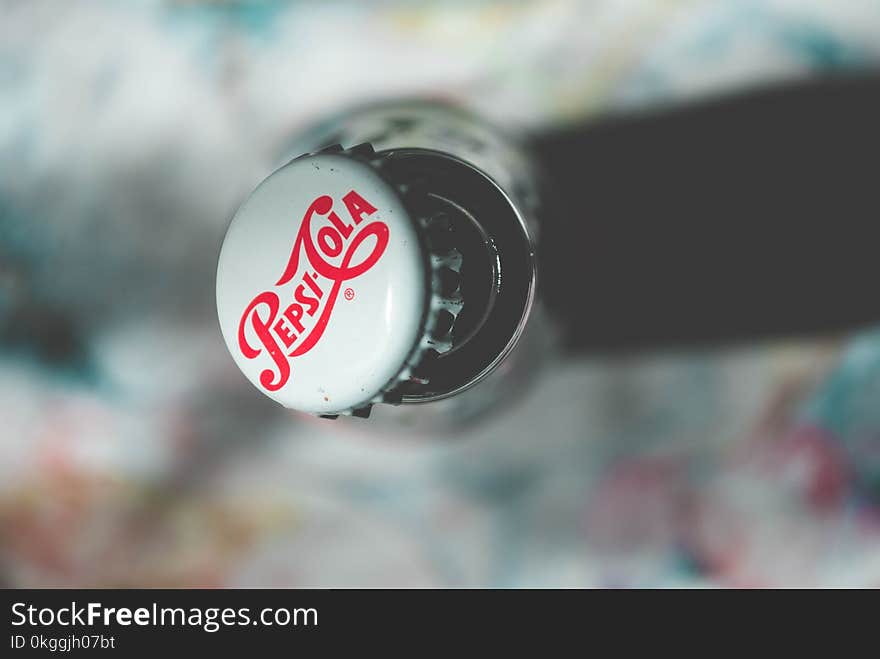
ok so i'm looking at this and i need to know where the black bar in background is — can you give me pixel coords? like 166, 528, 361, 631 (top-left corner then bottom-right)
532, 73, 880, 352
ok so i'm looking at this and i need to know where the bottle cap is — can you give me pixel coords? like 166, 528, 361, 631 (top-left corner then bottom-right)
217, 146, 434, 415
217, 144, 535, 417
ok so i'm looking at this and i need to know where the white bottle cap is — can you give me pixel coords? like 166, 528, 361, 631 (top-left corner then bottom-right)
216, 152, 428, 415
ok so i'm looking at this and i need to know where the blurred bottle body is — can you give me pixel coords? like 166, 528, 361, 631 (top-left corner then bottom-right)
279, 101, 557, 433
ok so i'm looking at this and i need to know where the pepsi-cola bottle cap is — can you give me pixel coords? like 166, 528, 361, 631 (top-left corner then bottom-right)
216, 146, 435, 415
217, 141, 536, 418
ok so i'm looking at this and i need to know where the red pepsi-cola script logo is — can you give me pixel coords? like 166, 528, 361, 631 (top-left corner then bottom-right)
237, 190, 389, 391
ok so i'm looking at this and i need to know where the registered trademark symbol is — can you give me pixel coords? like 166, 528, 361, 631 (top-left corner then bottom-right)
344, 287, 355, 301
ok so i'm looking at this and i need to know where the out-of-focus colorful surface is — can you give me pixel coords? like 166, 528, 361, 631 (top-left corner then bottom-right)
2, 0, 880, 587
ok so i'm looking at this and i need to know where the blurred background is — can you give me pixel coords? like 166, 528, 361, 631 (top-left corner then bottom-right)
2, 0, 880, 587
